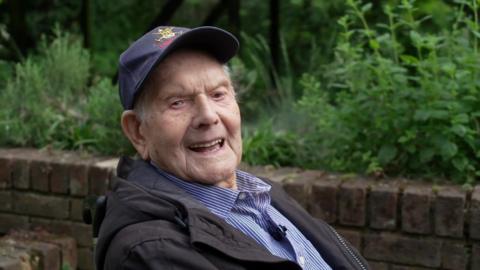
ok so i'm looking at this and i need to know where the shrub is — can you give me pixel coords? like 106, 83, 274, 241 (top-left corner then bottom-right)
0, 29, 132, 155
298, 0, 480, 184
242, 121, 304, 167
84, 78, 132, 155
0, 30, 89, 148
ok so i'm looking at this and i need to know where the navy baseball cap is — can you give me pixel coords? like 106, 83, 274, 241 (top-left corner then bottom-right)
118, 26, 240, 110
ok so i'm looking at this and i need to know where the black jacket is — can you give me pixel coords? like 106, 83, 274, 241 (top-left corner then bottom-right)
95, 157, 369, 270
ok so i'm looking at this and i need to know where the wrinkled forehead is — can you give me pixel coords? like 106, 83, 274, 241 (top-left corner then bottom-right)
147, 49, 231, 89
158, 48, 222, 72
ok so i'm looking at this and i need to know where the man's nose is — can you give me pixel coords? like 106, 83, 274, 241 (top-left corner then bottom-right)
192, 95, 219, 128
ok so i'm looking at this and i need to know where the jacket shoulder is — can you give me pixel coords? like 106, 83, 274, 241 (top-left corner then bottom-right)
104, 219, 219, 269
104, 219, 192, 269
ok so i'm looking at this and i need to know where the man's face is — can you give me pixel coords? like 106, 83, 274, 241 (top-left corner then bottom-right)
139, 50, 242, 188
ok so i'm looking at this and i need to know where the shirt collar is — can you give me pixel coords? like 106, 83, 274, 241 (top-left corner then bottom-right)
151, 163, 271, 219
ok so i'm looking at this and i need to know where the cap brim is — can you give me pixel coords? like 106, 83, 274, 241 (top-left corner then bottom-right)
163, 26, 239, 64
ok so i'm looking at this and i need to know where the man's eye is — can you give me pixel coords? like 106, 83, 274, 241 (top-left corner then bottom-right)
170, 100, 185, 108
212, 91, 226, 100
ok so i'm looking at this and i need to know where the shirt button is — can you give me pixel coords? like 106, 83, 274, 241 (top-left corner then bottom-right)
238, 192, 246, 200
298, 256, 305, 267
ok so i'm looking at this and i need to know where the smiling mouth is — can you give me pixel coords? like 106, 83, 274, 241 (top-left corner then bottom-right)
188, 139, 225, 153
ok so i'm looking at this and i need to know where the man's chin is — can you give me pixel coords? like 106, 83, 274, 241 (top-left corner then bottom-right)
188, 164, 237, 188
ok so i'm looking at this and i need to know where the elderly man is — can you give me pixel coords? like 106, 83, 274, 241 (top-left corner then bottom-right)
95, 26, 369, 270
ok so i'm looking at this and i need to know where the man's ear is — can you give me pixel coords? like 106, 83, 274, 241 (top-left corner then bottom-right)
121, 110, 149, 160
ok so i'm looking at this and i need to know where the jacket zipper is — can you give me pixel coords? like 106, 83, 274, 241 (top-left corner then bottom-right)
328, 226, 367, 270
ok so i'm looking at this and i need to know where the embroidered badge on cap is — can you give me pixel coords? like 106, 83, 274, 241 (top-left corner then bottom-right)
154, 27, 184, 48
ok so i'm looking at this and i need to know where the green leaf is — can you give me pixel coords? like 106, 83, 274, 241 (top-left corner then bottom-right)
452, 157, 468, 171
472, 30, 480, 39
451, 125, 467, 137
378, 144, 397, 164
452, 113, 469, 123
410, 31, 423, 46
400, 54, 419, 65
463, 95, 477, 102
406, 144, 416, 154
414, 109, 430, 121
430, 110, 449, 120
440, 141, 458, 159
289, 0, 303, 5
369, 39, 380, 50
361, 3, 373, 12
420, 148, 435, 163
440, 62, 456, 75
466, 20, 479, 31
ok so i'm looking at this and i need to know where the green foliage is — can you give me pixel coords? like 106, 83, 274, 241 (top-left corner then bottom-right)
235, 34, 295, 121
92, 0, 219, 75
234, 34, 313, 167
84, 78, 132, 154
0, 30, 89, 148
0, 30, 132, 155
2, 0, 479, 184
297, 0, 480, 184
91, 0, 164, 75
242, 121, 303, 167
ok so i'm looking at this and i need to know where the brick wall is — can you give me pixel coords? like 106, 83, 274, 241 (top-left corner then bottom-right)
0, 148, 479, 270
0, 148, 113, 270
0, 229, 77, 269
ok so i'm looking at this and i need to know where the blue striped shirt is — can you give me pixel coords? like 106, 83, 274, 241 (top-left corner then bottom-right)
153, 167, 332, 270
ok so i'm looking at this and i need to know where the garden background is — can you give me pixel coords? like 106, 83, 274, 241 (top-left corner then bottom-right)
0, 0, 479, 186
0, 0, 480, 269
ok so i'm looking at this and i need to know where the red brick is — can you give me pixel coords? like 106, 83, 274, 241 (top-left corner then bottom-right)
78, 247, 94, 270
266, 166, 302, 183
471, 244, 480, 270
283, 176, 312, 209
441, 241, 467, 270
67, 222, 92, 248
31, 219, 93, 247
13, 192, 69, 219
88, 166, 111, 195
0, 242, 34, 269
0, 255, 23, 269
336, 228, 361, 251
367, 261, 388, 270
0, 213, 29, 234
42, 236, 77, 270
338, 180, 368, 226
6, 230, 77, 269
470, 185, 480, 240
401, 185, 432, 234
50, 162, 69, 194
369, 183, 399, 230
29, 217, 51, 229
7, 229, 77, 269
363, 232, 441, 268
4, 239, 61, 270
434, 186, 465, 237
0, 157, 12, 189
310, 178, 340, 224
70, 163, 89, 196
0, 190, 12, 211
11, 159, 30, 189
30, 160, 51, 192
31, 242, 62, 270
70, 198, 84, 221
